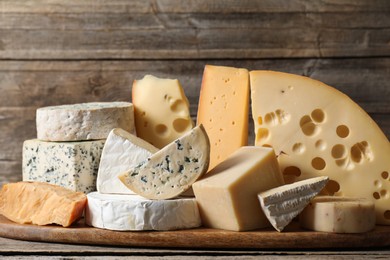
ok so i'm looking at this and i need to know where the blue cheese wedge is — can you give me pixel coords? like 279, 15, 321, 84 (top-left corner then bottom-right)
258, 176, 329, 232
36, 102, 135, 141
86, 192, 201, 231
22, 139, 105, 193
97, 128, 159, 194
119, 124, 210, 200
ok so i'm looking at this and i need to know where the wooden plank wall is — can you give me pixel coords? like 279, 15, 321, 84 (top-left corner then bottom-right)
0, 0, 389, 187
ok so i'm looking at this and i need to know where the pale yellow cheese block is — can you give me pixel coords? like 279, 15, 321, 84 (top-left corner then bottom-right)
299, 196, 375, 233
132, 75, 193, 149
250, 70, 390, 225
197, 65, 249, 171
192, 146, 284, 231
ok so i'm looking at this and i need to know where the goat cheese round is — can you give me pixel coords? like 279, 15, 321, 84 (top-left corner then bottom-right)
36, 102, 135, 141
85, 192, 201, 231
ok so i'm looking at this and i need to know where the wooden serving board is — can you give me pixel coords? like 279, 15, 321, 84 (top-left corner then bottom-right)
1, 215, 390, 249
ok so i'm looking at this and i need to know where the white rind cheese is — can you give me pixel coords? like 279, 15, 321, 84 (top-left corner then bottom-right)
97, 128, 159, 194
119, 124, 210, 200
299, 196, 376, 233
36, 102, 135, 141
258, 176, 329, 232
85, 192, 201, 231
22, 139, 105, 193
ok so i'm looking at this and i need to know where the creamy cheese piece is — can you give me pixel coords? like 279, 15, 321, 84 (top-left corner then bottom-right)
132, 75, 194, 149
299, 196, 376, 233
86, 192, 201, 231
197, 65, 249, 171
192, 146, 284, 231
119, 125, 210, 200
0, 182, 87, 227
23, 139, 105, 194
250, 70, 390, 225
97, 128, 159, 194
258, 176, 329, 232
37, 102, 135, 141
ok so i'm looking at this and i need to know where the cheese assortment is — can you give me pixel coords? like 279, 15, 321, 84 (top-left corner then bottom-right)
86, 192, 201, 231
258, 176, 329, 232
23, 139, 105, 194
250, 71, 390, 225
132, 75, 194, 149
97, 128, 159, 194
119, 125, 210, 200
299, 196, 376, 233
197, 65, 249, 171
193, 146, 284, 231
37, 102, 135, 141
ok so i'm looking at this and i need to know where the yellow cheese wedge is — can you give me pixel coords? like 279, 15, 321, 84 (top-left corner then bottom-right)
197, 65, 249, 171
132, 75, 193, 149
192, 146, 284, 231
299, 196, 376, 233
250, 70, 390, 225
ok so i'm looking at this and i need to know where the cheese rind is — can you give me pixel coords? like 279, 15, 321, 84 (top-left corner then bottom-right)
23, 139, 105, 194
250, 70, 390, 225
37, 102, 135, 141
192, 146, 284, 231
85, 192, 201, 231
0, 182, 86, 227
132, 75, 193, 149
97, 128, 159, 194
299, 196, 376, 233
258, 176, 329, 232
119, 125, 210, 200
197, 65, 249, 171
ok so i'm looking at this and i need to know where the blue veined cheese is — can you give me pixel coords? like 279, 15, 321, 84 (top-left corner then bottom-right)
86, 192, 201, 231
119, 124, 210, 200
22, 139, 105, 193
36, 102, 135, 141
97, 128, 159, 194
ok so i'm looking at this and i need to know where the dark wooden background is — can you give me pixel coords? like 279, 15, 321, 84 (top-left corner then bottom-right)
0, 0, 389, 188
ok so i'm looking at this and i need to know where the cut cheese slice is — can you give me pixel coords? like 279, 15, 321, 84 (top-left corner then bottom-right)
299, 196, 376, 233
192, 146, 284, 231
250, 70, 390, 225
0, 182, 86, 227
119, 124, 210, 200
37, 102, 135, 141
97, 128, 159, 194
258, 176, 329, 232
86, 192, 201, 231
132, 75, 194, 149
197, 65, 249, 171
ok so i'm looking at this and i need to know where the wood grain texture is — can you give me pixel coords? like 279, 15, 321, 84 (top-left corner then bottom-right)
0, 0, 389, 59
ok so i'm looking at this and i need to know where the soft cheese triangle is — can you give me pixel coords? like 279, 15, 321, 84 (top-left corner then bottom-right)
119, 124, 210, 200
86, 192, 201, 231
258, 176, 329, 232
97, 128, 158, 194
250, 70, 390, 225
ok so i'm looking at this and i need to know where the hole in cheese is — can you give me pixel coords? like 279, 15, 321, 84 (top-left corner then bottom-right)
315, 139, 327, 151
324, 179, 340, 195
283, 166, 301, 177
172, 118, 190, 133
351, 141, 372, 163
155, 124, 168, 136
382, 171, 389, 180
257, 116, 263, 125
256, 128, 269, 144
312, 157, 326, 170
381, 189, 388, 198
374, 180, 382, 188
170, 99, 185, 113
374, 192, 380, 200
311, 109, 326, 123
300, 115, 317, 136
336, 125, 350, 138
332, 144, 347, 159
292, 143, 305, 154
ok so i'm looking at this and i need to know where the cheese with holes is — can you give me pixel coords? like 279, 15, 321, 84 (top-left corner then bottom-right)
299, 196, 376, 233
97, 128, 159, 194
250, 70, 390, 225
258, 176, 328, 232
192, 146, 284, 231
197, 65, 249, 171
132, 75, 193, 149
0, 182, 87, 227
119, 125, 210, 200
23, 139, 105, 194
37, 102, 135, 141
86, 192, 201, 231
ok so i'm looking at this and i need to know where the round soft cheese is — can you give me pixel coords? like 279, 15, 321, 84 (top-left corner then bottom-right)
299, 196, 376, 233
85, 192, 201, 231
36, 102, 135, 141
